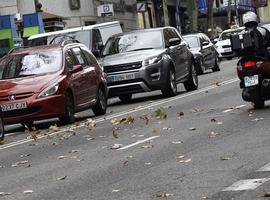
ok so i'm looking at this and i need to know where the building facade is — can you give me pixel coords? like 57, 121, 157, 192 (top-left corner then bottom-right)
0, 0, 138, 32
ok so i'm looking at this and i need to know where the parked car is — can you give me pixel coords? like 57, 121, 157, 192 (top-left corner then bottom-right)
214, 27, 245, 60
183, 33, 220, 75
28, 21, 122, 58
100, 27, 198, 103
0, 41, 107, 128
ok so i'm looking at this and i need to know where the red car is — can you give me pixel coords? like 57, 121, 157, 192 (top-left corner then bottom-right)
0, 41, 108, 127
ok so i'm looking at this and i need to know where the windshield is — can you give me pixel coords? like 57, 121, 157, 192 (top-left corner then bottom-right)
0, 50, 62, 80
219, 29, 243, 41
184, 36, 200, 48
102, 31, 163, 56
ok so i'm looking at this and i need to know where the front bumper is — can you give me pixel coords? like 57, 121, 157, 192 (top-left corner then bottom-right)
2, 94, 65, 125
105, 61, 169, 97
217, 48, 236, 58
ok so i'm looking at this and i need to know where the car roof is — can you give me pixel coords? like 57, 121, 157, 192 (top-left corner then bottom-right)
221, 27, 244, 33
183, 33, 207, 38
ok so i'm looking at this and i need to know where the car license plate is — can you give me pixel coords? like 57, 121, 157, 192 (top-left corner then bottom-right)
1, 102, 27, 112
224, 48, 231, 52
108, 73, 135, 82
244, 75, 259, 87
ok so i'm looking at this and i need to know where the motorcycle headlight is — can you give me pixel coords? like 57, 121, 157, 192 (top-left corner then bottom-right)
142, 56, 162, 67
38, 83, 59, 98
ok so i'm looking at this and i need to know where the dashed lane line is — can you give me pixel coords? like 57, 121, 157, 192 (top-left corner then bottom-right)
117, 136, 160, 150
257, 163, 270, 172
222, 178, 270, 191
0, 78, 239, 151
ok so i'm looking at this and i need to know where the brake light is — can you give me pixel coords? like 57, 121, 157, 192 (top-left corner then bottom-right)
242, 61, 256, 68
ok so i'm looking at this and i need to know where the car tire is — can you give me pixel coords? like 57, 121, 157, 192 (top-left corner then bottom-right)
119, 94, 132, 103
196, 59, 205, 75
162, 68, 177, 97
21, 121, 34, 130
0, 117, 4, 141
184, 62, 198, 91
252, 98, 265, 109
59, 92, 75, 124
212, 57, 221, 72
92, 87, 107, 116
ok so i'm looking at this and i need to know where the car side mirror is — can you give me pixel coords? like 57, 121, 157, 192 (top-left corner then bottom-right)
202, 41, 210, 46
168, 38, 181, 47
213, 38, 218, 44
71, 64, 83, 74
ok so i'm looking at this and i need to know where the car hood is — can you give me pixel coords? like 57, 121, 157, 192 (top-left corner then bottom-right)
215, 39, 231, 47
101, 49, 165, 66
0, 73, 60, 95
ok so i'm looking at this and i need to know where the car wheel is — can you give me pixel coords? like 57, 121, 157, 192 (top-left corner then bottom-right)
184, 62, 198, 91
21, 121, 34, 130
162, 68, 177, 97
0, 117, 4, 141
212, 57, 221, 72
59, 92, 75, 124
119, 94, 132, 103
252, 98, 265, 109
196, 59, 205, 75
92, 87, 107, 116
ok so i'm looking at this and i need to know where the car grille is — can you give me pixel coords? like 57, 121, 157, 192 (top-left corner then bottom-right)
222, 45, 231, 48
104, 62, 142, 73
109, 85, 145, 96
0, 92, 34, 101
2, 107, 41, 118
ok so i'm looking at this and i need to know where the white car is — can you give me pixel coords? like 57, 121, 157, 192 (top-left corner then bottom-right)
214, 27, 245, 60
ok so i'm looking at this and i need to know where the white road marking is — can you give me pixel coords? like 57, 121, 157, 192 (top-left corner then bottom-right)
0, 78, 238, 151
257, 163, 270, 172
223, 104, 246, 113
117, 136, 160, 150
222, 178, 270, 191
223, 108, 234, 113
235, 105, 246, 109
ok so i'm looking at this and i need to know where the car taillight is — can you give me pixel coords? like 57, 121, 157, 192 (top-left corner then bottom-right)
242, 61, 256, 68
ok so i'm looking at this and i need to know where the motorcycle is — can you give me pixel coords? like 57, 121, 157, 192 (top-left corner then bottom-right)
237, 56, 270, 108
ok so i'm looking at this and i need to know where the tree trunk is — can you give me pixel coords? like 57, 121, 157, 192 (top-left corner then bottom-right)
163, 0, 169, 26
187, 0, 198, 33
207, 0, 214, 38
227, 0, 232, 28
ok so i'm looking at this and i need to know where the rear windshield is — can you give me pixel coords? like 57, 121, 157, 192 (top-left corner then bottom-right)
0, 49, 62, 80
219, 29, 243, 41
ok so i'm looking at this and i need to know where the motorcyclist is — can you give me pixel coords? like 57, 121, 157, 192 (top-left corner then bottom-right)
242, 11, 270, 59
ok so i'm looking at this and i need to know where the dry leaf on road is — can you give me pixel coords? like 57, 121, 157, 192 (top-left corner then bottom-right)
56, 176, 67, 181
49, 124, 59, 132
0, 192, 12, 196
142, 145, 154, 148
156, 192, 174, 197
58, 156, 67, 160
188, 127, 196, 131
208, 131, 219, 138
112, 130, 118, 139
179, 158, 191, 163
140, 114, 152, 125
177, 112, 184, 119
11, 160, 29, 167
112, 189, 120, 193
84, 119, 96, 131
220, 157, 232, 161
111, 144, 123, 149
23, 190, 33, 194
0, 140, 4, 145
155, 108, 167, 119
171, 140, 183, 144
263, 192, 270, 197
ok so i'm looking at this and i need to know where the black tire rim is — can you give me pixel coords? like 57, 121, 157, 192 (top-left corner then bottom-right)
191, 64, 198, 86
170, 70, 177, 93
99, 89, 106, 111
0, 117, 4, 140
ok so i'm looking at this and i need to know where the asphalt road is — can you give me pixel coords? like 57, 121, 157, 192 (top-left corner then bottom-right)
1, 59, 270, 200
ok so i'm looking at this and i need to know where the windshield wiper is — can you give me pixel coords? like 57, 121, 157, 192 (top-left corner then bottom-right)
127, 48, 154, 52
16, 74, 36, 78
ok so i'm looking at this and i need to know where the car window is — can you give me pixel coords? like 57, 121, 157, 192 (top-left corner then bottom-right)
219, 29, 244, 41
92, 29, 103, 50
81, 46, 97, 65
72, 47, 88, 66
0, 49, 62, 79
65, 50, 77, 69
183, 36, 200, 48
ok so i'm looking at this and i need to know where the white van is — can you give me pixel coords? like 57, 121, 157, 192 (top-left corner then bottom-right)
28, 21, 122, 57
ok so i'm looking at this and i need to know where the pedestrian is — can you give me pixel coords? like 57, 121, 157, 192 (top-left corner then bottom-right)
213, 24, 223, 38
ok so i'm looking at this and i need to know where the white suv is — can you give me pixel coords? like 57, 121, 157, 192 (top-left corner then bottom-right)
214, 27, 244, 60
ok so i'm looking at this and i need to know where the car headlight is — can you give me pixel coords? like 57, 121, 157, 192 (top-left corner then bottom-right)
38, 83, 59, 98
142, 56, 162, 67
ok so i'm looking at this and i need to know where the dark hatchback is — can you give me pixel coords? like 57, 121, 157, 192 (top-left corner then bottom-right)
100, 27, 198, 103
183, 33, 220, 75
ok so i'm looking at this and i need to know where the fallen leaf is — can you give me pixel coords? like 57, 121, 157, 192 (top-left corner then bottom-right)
111, 144, 123, 149
156, 192, 174, 197
138, 134, 145, 138
208, 131, 219, 138
69, 150, 79, 153
171, 140, 183, 144
211, 118, 217, 122
111, 118, 120, 125
220, 156, 232, 161
263, 192, 270, 197
152, 128, 158, 134
188, 127, 196, 131
84, 119, 96, 131
58, 156, 67, 159
202, 197, 209, 199
217, 121, 223, 125
56, 176, 67, 181
112, 189, 120, 193
213, 81, 221, 86
251, 118, 264, 122
163, 127, 173, 131
74, 122, 80, 126
31, 131, 39, 141
178, 155, 185, 159
192, 108, 203, 113
0, 192, 12, 196
11, 160, 29, 167
177, 112, 184, 118
144, 162, 152, 165
155, 108, 167, 119
112, 130, 118, 139
23, 190, 33, 194
140, 114, 152, 125
0, 165, 5, 168
124, 116, 135, 124
20, 154, 31, 158
141, 145, 154, 148
0, 140, 4, 145
49, 124, 59, 132
87, 137, 95, 141
123, 160, 129, 166
179, 158, 192, 163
